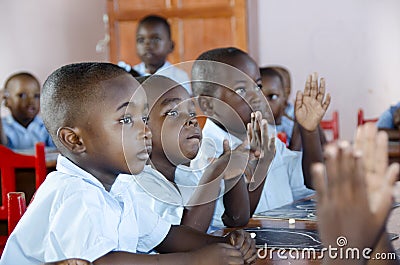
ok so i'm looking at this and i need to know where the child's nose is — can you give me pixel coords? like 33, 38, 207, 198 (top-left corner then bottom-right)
144, 124, 152, 139
185, 117, 198, 127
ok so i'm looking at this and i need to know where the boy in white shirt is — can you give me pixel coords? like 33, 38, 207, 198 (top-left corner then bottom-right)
0, 62, 255, 264
190, 47, 330, 229
118, 15, 191, 94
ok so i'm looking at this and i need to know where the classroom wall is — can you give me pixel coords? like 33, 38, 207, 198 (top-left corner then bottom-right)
254, 0, 400, 140
1, 0, 399, 140
0, 0, 107, 87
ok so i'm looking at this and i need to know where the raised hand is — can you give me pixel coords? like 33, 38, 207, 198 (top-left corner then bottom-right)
312, 129, 399, 255
295, 72, 331, 131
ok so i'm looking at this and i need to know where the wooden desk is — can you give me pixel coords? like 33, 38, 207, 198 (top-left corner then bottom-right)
216, 207, 400, 264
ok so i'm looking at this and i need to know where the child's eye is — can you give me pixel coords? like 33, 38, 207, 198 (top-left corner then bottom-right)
257, 84, 263, 90
235, 88, 246, 96
189, 112, 196, 118
142, 116, 149, 124
267, 94, 279, 101
136, 37, 144, 44
165, 110, 178, 117
34, 94, 40, 99
18, 93, 27, 99
119, 116, 133, 124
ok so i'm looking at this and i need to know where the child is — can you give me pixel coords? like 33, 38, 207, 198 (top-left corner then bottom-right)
0, 72, 55, 149
118, 15, 191, 94
270, 66, 294, 119
0, 63, 255, 264
128, 75, 260, 232
191, 47, 329, 229
377, 102, 400, 130
312, 123, 399, 264
259, 67, 294, 146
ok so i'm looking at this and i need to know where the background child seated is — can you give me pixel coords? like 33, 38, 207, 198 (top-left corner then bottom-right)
190, 47, 329, 230
0, 63, 255, 264
260, 67, 295, 146
0, 72, 54, 149
118, 15, 191, 94
377, 102, 400, 130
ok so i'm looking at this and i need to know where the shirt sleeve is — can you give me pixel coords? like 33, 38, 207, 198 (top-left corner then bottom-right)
282, 146, 315, 200
45, 190, 120, 262
134, 200, 171, 253
377, 108, 395, 129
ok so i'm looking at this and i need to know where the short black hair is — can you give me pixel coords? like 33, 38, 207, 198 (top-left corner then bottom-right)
41, 62, 128, 149
137, 15, 171, 39
191, 47, 249, 97
4, 72, 39, 91
260, 67, 285, 92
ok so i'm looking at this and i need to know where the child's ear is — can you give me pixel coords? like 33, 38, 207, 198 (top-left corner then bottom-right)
198, 96, 214, 117
3, 91, 10, 108
57, 127, 86, 153
170, 40, 175, 53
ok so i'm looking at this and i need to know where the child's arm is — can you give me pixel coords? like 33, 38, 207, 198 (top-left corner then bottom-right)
295, 73, 331, 189
181, 140, 247, 231
155, 226, 256, 264
312, 124, 399, 265
46, 229, 256, 265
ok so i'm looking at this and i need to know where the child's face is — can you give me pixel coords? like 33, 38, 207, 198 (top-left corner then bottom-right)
202, 54, 266, 134
148, 85, 201, 166
261, 75, 286, 123
136, 22, 173, 67
5, 76, 40, 123
81, 75, 151, 175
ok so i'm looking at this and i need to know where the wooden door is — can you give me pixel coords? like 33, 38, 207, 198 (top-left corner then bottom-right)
107, 0, 248, 65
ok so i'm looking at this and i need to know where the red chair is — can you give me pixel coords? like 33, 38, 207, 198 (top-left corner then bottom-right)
7, 192, 26, 235
0, 142, 46, 253
357, 109, 378, 126
277, 132, 288, 147
320, 111, 339, 141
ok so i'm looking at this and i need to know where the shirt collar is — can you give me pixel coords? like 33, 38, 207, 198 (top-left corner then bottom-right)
56, 155, 106, 190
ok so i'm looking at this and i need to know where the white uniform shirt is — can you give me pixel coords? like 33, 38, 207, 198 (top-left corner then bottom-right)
123, 164, 202, 226
0, 155, 171, 264
190, 119, 314, 229
133, 61, 192, 94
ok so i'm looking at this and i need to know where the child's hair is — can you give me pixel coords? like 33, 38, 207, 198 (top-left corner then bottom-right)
41, 62, 128, 150
191, 47, 249, 97
259, 67, 285, 94
138, 15, 171, 39
4, 72, 39, 91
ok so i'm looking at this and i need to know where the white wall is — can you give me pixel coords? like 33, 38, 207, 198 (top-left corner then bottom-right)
0, 0, 107, 87
255, 0, 400, 140
2, 0, 399, 140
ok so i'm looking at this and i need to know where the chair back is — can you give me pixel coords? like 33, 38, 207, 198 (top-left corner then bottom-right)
0, 142, 46, 220
357, 109, 378, 126
7, 192, 26, 235
320, 111, 339, 141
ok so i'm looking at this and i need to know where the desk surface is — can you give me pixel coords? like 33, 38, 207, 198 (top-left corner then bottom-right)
217, 207, 400, 264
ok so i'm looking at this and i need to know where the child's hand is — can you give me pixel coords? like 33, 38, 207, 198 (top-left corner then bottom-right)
45, 259, 91, 265
227, 230, 257, 264
312, 126, 399, 252
243, 111, 275, 190
295, 72, 331, 131
192, 243, 244, 265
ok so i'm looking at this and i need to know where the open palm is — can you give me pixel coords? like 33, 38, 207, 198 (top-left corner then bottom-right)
295, 73, 330, 131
